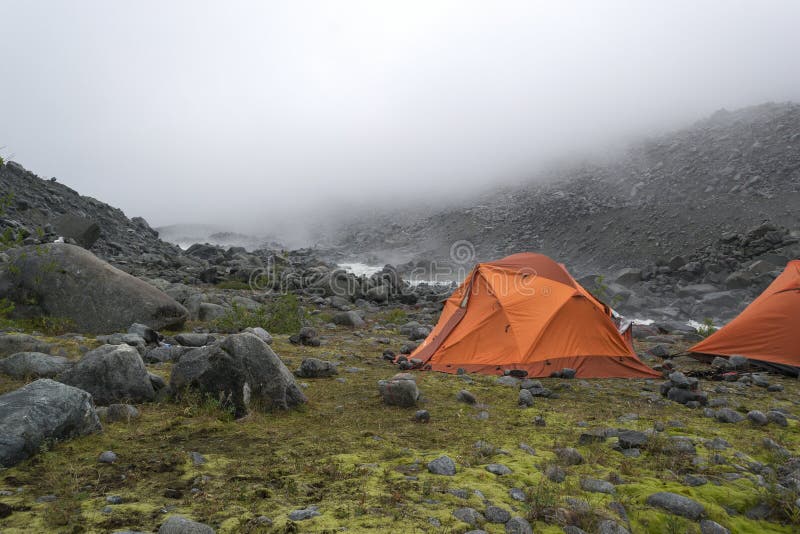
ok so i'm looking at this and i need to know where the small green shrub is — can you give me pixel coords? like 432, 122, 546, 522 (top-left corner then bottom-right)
383, 308, 408, 324
212, 294, 304, 334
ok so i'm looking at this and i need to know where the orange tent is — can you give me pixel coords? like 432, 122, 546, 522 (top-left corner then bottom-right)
690, 260, 800, 374
410, 253, 659, 378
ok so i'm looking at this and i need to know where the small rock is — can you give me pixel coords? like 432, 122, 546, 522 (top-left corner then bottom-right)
484, 505, 511, 523
453, 507, 484, 526
646, 492, 705, 520
456, 389, 477, 405
545, 465, 566, 483
158, 515, 215, 534
98, 451, 118, 464
485, 463, 512, 475
414, 410, 430, 423
288, 505, 320, 521
427, 455, 456, 476
715, 408, 745, 424
504, 517, 533, 534
555, 447, 584, 465
581, 477, 616, 494
518, 389, 534, 407
747, 410, 768, 426
700, 519, 731, 534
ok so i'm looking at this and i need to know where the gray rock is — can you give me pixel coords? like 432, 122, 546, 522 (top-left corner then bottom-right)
175, 333, 214, 347
0, 244, 187, 333
747, 410, 768, 426
485, 463, 512, 475
58, 344, 155, 405
555, 447, 584, 465
618, 430, 648, 449
198, 303, 226, 321
518, 389, 534, 407
102, 403, 140, 423
170, 333, 306, 417
700, 519, 731, 534
378, 373, 419, 407
0, 333, 51, 358
456, 389, 477, 404
98, 450, 118, 464
453, 507, 484, 526
414, 410, 430, 423
728, 355, 749, 369
158, 515, 215, 533
0, 379, 101, 467
295, 358, 338, 378
484, 505, 511, 523
546, 465, 566, 482
767, 410, 788, 427
646, 492, 705, 519
0, 352, 70, 378
504, 517, 533, 534
53, 213, 100, 249
144, 345, 192, 364
243, 327, 272, 344
332, 311, 365, 327
509, 488, 526, 501
597, 520, 630, 534
715, 408, 745, 424
128, 323, 159, 344
427, 455, 456, 476
288, 505, 320, 521
581, 477, 616, 494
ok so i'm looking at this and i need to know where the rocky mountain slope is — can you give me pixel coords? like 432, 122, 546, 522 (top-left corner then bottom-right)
332, 102, 800, 277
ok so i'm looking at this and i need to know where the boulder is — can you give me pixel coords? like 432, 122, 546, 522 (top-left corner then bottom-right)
427, 455, 456, 476
175, 333, 214, 347
170, 333, 306, 417
0, 333, 51, 358
295, 358, 338, 378
158, 515, 215, 534
614, 268, 642, 286
53, 213, 101, 249
0, 352, 71, 378
646, 492, 705, 520
58, 344, 155, 405
378, 373, 419, 407
0, 244, 188, 333
331, 311, 365, 328
0, 379, 101, 467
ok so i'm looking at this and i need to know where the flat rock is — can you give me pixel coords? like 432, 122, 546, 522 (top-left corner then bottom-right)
0, 352, 70, 378
646, 492, 705, 520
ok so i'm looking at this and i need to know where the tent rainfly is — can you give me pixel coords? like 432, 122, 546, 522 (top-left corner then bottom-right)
409, 253, 659, 378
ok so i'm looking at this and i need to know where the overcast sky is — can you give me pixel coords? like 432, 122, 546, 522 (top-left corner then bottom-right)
1, 1, 799, 235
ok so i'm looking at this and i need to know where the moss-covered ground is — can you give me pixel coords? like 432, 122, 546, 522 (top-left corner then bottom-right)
0, 317, 798, 533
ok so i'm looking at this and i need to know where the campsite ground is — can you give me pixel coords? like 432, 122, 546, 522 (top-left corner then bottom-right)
0, 302, 798, 534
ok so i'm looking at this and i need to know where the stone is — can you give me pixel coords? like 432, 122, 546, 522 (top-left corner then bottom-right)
175, 333, 214, 347
715, 408, 745, 424
332, 311, 365, 327
0, 379, 101, 467
646, 492, 705, 520
0, 352, 70, 378
509, 488, 526, 501
618, 430, 648, 449
158, 515, 215, 533
0, 333, 51, 358
597, 520, 630, 534
414, 410, 430, 423
0, 244, 187, 333
170, 333, 307, 417
295, 358, 338, 378
484, 505, 511, 523
53, 213, 101, 248
485, 463, 512, 475
456, 389, 477, 404
581, 477, 616, 494
128, 323, 160, 344
144, 345, 192, 364
453, 507, 484, 526
518, 389, 534, 407
98, 451, 118, 464
58, 344, 155, 405
504, 517, 533, 534
103, 404, 140, 423
427, 455, 456, 476
243, 327, 272, 344
544, 465, 567, 483
378, 373, 419, 407
728, 355, 748, 369
288, 506, 320, 521
700, 519, 731, 534
747, 410, 768, 426
555, 447, 584, 465
767, 411, 788, 427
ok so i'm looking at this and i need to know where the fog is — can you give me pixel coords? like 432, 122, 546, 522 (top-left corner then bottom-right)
1, 1, 799, 241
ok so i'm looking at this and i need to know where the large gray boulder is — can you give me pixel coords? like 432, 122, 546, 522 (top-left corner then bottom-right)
170, 333, 306, 417
0, 244, 188, 333
53, 213, 101, 249
0, 333, 51, 358
0, 379, 101, 467
58, 344, 155, 405
0, 352, 71, 378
